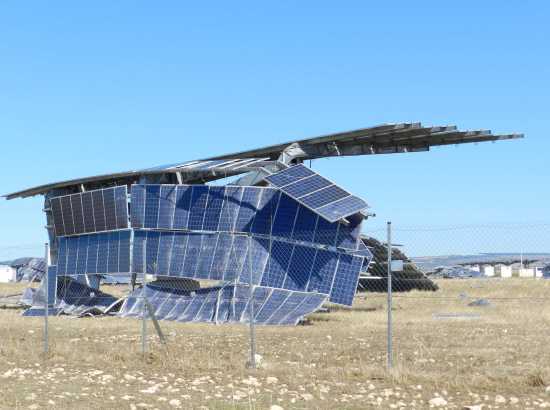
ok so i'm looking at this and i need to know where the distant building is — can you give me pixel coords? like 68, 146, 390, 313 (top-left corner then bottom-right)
0, 265, 17, 283
495, 264, 513, 278
480, 265, 495, 277
543, 265, 550, 279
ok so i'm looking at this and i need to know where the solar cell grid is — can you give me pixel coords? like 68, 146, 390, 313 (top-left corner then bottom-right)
70, 195, 85, 234
82, 192, 95, 232
283, 175, 331, 198
60, 196, 75, 235
300, 185, 349, 209
265, 164, 315, 187
265, 165, 368, 223
50, 197, 65, 236
103, 188, 117, 231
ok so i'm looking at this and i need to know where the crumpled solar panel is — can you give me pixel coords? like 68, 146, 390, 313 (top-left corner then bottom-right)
22, 276, 121, 317
9, 257, 46, 282
118, 281, 327, 326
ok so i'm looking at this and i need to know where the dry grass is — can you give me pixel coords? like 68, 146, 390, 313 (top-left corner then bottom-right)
0, 279, 549, 409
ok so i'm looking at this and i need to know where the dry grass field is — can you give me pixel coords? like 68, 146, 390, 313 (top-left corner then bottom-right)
1, 279, 549, 409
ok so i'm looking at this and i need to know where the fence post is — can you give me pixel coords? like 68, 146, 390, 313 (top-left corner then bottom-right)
247, 235, 257, 369
387, 222, 393, 371
141, 239, 148, 355
44, 242, 49, 355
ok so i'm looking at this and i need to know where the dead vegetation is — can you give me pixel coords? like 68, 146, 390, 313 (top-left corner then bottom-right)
0, 279, 549, 409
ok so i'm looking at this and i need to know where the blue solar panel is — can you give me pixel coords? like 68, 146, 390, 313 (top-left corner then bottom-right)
75, 235, 88, 275
119, 230, 131, 273
173, 185, 192, 229
50, 197, 65, 236
120, 283, 328, 325
82, 192, 95, 232
71, 194, 85, 234
203, 187, 225, 231
107, 231, 119, 273
271, 193, 298, 239
52, 187, 129, 237
217, 187, 242, 232
235, 188, 261, 233
307, 249, 338, 295
251, 189, 279, 236
182, 234, 201, 277
300, 185, 348, 209
58, 231, 132, 276
60, 196, 75, 235
130, 185, 145, 228
279, 293, 326, 325
157, 232, 173, 275
265, 165, 368, 223
260, 241, 292, 288
57, 237, 67, 275
66, 236, 78, 273
145, 231, 160, 274
91, 190, 106, 232
115, 186, 128, 229
132, 230, 146, 273
188, 186, 209, 230
335, 213, 362, 250
87, 234, 98, 273
291, 206, 317, 243
240, 237, 269, 285
144, 185, 160, 229
266, 292, 305, 325
168, 233, 188, 276
283, 245, 316, 291
265, 165, 315, 187
210, 233, 233, 280
195, 291, 218, 322
158, 186, 176, 229
103, 188, 117, 230
329, 254, 363, 306
317, 196, 368, 224
283, 175, 332, 198
196, 234, 216, 279
224, 235, 248, 281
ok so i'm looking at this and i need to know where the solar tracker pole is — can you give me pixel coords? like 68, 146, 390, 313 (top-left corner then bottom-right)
44, 242, 49, 355
387, 222, 393, 371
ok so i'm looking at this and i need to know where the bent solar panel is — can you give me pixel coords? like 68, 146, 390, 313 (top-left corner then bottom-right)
264, 164, 368, 223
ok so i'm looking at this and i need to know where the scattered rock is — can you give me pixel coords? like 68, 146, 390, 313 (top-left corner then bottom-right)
429, 397, 448, 407
463, 405, 483, 410
495, 395, 506, 403
270, 405, 284, 410
468, 299, 491, 307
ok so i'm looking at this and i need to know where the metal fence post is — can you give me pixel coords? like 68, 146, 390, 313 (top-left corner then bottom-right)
44, 242, 49, 355
248, 235, 257, 369
142, 239, 148, 355
387, 222, 393, 371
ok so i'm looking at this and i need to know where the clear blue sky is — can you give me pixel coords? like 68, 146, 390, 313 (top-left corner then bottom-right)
0, 1, 548, 259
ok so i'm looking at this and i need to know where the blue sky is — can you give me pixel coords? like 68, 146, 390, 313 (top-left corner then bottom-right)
0, 1, 548, 259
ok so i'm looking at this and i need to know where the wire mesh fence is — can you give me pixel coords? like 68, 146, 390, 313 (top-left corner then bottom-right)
1, 223, 549, 408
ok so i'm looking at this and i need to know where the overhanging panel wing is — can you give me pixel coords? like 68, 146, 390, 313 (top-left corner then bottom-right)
265, 164, 368, 223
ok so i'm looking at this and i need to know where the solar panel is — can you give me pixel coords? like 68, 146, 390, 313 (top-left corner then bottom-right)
57, 231, 132, 276
265, 165, 368, 223
129, 184, 360, 250
120, 283, 327, 325
329, 254, 364, 306
50, 187, 129, 236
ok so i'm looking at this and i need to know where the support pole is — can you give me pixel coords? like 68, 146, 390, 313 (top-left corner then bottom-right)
44, 243, 49, 355
141, 239, 148, 355
247, 235, 257, 369
387, 222, 393, 371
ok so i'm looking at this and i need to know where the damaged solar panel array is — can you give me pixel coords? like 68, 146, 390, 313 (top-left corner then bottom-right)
39, 165, 372, 324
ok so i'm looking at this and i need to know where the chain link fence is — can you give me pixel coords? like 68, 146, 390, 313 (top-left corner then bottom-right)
1, 223, 549, 408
